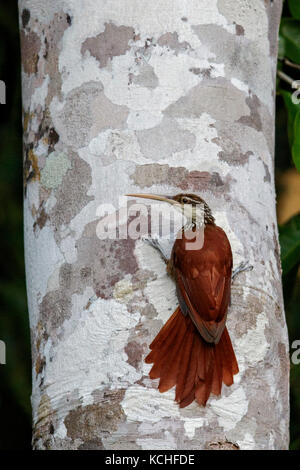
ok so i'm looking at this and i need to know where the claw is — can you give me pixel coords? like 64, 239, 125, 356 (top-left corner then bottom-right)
142, 235, 160, 248
141, 235, 169, 264
232, 260, 253, 281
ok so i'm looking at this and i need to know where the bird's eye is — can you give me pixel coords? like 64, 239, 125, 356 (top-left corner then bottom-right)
182, 197, 188, 203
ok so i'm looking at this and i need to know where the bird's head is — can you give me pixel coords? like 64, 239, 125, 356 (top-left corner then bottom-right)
126, 193, 215, 226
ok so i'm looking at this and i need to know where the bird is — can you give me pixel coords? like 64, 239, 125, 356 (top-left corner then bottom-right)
127, 193, 251, 408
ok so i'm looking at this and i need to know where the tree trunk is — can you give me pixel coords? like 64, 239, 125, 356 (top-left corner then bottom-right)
20, 0, 289, 450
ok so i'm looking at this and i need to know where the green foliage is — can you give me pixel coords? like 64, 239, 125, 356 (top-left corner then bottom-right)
278, 4, 300, 173
278, 35, 286, 60
289, 0, 300, 21
292, 110, 300, 171
280, 90, 300, 171
280, 18, 300, 63
279, 213, 300, 275
277, 2, 300, 451
280, 90, 298, 145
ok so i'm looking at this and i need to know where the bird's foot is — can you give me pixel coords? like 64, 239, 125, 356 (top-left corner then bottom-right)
142, 235, 169, 264
232, 261, 253, 281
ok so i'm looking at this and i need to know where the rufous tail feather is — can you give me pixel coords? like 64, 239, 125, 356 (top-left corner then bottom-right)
145, 307, 239, 408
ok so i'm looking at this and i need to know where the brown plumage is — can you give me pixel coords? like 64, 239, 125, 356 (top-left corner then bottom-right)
127, 192, 239, 407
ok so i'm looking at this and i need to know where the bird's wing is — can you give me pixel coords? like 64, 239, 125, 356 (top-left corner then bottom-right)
173, 227, 232, 344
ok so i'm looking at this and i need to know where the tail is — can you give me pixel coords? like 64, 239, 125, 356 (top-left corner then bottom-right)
145, 307, 239, 408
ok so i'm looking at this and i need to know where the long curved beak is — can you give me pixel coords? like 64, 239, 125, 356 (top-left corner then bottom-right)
126, 193, 177, 205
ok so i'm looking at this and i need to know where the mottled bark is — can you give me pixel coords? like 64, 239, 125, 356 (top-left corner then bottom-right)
20, 0, 289, 450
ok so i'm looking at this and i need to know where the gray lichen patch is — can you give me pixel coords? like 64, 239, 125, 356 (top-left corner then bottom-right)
81, 22, 135, 68
212, 134, 253, 166
33, 204, 49, 232
52, 81, 102, 148
40, 151, 71, 190
64, 390, 125, 444
20, 30, 41, 75
86, 237, 138, 300
220, 148, 253, 166
192, 22, 273, 111
263, 161, 271, 183
44, 12, 71, 105
165, 79, 249, 122
208, 93, 273, 167
231, 288, 265, 338
140, 303, 158, 321
130, 163, 229, 195
37, 218, 139, 342
130, 63, 159, 89
237, 94, 262, 132
136, 118, 196, 161
157, 32, 191, 54
218, 0, 282, 59
241, 369, 285, 448
264, 0, 284, 58
91, 92, 129, 135
77, 221, 137, 291
20, 10, 71, 107
50, 150, 92, 226
53, 81, 129, 149
277, 342, 290, 426
125, 340, 145, 370
39, 288, 72, 335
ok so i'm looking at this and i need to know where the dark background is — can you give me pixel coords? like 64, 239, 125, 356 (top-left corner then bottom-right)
0, 1, 31, 450
0, 2, 299, 450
